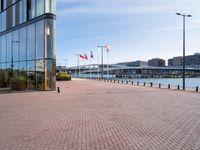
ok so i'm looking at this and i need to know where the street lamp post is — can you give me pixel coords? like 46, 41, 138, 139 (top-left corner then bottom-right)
98, 45, 107, 79
176, 13, 192, 91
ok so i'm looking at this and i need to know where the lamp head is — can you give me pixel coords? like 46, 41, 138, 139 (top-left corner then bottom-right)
176, 13, 181, 16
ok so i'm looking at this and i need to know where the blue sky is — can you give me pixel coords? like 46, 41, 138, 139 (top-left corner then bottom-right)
56, 0, 200, 67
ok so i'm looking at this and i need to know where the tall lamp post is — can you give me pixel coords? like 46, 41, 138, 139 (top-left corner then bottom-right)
176, 13, 192, 91
97, 45, 107, 79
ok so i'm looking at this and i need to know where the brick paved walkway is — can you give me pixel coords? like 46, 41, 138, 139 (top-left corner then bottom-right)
0, 79, 200, 150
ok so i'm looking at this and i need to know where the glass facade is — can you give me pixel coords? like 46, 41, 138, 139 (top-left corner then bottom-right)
0, 0, 56, 91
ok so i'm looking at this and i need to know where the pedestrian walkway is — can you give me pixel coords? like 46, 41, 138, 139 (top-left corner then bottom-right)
0, 78, 200, 150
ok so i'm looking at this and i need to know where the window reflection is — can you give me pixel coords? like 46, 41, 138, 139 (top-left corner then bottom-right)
36, 59, 44, 90
36, 20, 44, 59
1, 35, 6, 62
13, 30, 19, 61
7, 33, 12, 63
36, 0, 44, 17
27, 61, 36, 90
27, 24, 35, 60
19, 27, 27, 61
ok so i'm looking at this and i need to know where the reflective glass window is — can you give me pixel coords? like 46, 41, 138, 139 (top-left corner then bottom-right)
45, 0, 56, 14
0, 37, 1, 62
3, 0, 6, 10
12, 0, 16, 4
36, 20, 44, 59
45, 19, 55, 59
6, 33, 12, 63
15, 2, 19, 26
2, 11, 6, 31
22, 0, 27, 22
19, 27, 27, 61
13, 62, 19, 77
36, 59, 44, 90
0, 14, 1, 31
27, 24, 35, 60
27, 61, 36, 90
45, 59, 53, 90
19, 0, 23, 24
12, 4, 16, 27
31, 0, 36, 19
19, 61, 26, 76
7, 0, 12, 8
0, 63, 7, 87
7, 7, 12, 29
1, 35, 6, 62
36, 0, 44, 16
13, 30, 19, 61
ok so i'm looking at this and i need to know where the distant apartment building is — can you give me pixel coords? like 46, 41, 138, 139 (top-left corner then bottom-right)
168, 53, 200, 67
148, 58, 166, 67
117, 60, 148, 67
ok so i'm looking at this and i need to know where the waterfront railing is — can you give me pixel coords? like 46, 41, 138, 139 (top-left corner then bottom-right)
92, 78, 199, 93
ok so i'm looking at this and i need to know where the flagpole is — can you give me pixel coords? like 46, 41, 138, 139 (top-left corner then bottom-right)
90, 56, 91, 79
97, 51, 99, 79
78, 56, 80, 78
75, 54, 80, 78
84, 59, 85, 78
107, 51, 109, 79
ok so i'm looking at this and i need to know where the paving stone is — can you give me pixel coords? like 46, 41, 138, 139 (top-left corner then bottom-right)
0, 79, 200, 150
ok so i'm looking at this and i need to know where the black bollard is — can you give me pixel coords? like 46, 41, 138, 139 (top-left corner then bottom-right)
159, 83, 161, 88
137, 82, 139, 86
196, 86, 199, 92
118, 80, 119, 83
57, 87, 60, 93
150, 82, 153, 87
168, 84, 170, 89
132, 81, 134, 85
177, 85, 180, 90
122, 80, 123, 84
144, 82, 146, 86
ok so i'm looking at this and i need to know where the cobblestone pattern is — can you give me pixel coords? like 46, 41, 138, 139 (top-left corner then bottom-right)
0, 79, 200, 150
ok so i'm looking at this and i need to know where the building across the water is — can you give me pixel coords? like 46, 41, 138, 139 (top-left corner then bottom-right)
0, 0, 56, 90
117, 60, 148, 67
168, 53, 200, 67
148, 58, 166, 67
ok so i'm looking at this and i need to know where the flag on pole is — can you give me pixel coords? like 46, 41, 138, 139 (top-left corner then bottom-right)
80, 54, 85, 59
105, 44, 111, 53
84, 53, 88, 60
90, 51, 94, 59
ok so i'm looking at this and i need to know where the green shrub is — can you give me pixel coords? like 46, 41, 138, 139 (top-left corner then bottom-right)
0, 70, 8, 88
57, 72, 71, 81
11, 76, 27, 91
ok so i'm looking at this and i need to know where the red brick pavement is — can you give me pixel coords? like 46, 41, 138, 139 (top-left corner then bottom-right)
0, 79, 200, 150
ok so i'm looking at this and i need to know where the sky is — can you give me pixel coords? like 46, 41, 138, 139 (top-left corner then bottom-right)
56, 0, 200, 67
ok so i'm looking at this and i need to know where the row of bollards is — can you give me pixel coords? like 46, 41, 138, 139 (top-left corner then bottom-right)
93, 78, 199, 93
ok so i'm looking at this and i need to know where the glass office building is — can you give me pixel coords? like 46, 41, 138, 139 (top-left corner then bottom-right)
0, 0, 56, 90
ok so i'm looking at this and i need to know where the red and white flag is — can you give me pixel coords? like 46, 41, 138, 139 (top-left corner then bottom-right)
90, 51, 94, 59
84, 53, 88, 60
80, 54, 85, 59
